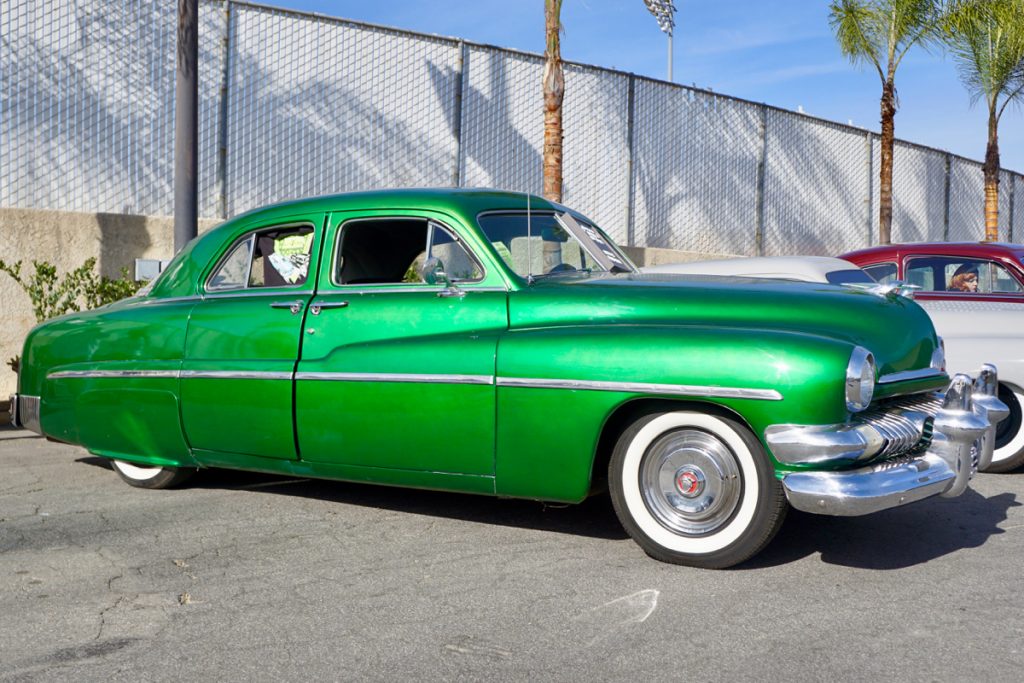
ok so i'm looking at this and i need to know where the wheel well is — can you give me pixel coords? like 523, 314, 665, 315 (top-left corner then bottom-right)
589, 398, 757, 496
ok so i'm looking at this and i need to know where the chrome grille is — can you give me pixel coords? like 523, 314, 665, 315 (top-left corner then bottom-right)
853, 393, 943, 459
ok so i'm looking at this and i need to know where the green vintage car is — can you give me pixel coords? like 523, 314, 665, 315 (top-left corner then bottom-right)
10, 189, 1007, 568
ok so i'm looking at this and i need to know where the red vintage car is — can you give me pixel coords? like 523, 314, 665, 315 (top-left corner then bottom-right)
841, 243, 1024, 303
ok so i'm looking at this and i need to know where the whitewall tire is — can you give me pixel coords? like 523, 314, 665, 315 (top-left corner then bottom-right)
111, 459, 195, 489
984, 384, 1024, 473
609, 410, 787, 568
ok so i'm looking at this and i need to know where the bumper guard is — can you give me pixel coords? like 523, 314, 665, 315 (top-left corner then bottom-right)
774, 365, 1008, 516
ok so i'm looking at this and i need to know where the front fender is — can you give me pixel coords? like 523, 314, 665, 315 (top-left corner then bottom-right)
493, 324, 854, 501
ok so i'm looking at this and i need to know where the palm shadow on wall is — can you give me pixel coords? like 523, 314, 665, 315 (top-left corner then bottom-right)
427, 52, 542, 195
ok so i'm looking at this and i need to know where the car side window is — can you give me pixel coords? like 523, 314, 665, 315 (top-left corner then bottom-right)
208, 224, 314, 292
991, 263, 1024, 293
862, 262, 897, 284
335, 218, 482, 285
904, 256, 1023, 294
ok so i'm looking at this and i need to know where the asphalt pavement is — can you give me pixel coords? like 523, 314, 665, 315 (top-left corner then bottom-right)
2, 425, 1023, 681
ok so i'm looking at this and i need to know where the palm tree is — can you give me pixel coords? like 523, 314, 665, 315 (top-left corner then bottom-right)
543, 0, 564, 203
830, 0, 942, 244
943, 0, 1024, 241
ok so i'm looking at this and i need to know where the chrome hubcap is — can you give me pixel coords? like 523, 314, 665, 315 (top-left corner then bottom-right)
640, 429, 742, 536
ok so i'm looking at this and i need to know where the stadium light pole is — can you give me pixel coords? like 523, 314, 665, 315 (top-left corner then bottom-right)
174, 0, 199, 253
643, 0, 677, 82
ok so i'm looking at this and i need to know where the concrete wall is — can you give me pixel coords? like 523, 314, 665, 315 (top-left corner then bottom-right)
0, 208, 724, 397
0, 208, 221, 396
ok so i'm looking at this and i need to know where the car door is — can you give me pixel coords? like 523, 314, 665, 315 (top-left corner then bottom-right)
181, 216, 323, 460
294, 211, 508, 479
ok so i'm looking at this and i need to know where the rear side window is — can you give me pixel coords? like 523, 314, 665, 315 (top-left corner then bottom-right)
826, 268, 875, 285
208, 224, 314, 292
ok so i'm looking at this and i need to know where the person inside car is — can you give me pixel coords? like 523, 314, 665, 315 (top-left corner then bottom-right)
949, 263, 980, 292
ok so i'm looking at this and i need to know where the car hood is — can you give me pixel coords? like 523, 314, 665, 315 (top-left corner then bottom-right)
507, 271, 940, 379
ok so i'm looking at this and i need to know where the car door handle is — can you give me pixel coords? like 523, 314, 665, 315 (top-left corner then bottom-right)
310, 301, 349, 315
270, 300, 304, 315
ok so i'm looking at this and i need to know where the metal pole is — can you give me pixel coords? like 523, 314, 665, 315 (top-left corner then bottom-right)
625, 74, 636, 247
175, 0, 199, 252
1007, 174, 1016, 243
754, 106, 767, 256
865, 132, 874, 247
452, 41, 467, 188
943, 154, 952, 242
217, 2, 233, 219
667, 34, 673, 82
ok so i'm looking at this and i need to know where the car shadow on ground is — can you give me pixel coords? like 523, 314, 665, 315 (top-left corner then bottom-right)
744, 486, 1019, 570
77, 457, 1020, 567
76, 457, 630, 541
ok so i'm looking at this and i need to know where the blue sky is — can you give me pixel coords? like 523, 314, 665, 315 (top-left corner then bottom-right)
272, 0, 1024, 172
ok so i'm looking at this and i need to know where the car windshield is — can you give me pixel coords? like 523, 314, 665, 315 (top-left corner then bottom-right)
477, 211, 635, 280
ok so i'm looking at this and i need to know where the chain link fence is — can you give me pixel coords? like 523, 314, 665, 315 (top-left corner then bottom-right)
2, 0, 1022, 256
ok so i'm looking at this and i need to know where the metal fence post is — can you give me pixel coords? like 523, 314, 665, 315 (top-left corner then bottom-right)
1009, 174, 1017, 243
943, 153, 952, 242
754, 105, 767, 256
452, 40, 467, 188
625, 74, 636, 247
174, 0, 199, 251
865, 132, 874, 247
217, 1, 233, 219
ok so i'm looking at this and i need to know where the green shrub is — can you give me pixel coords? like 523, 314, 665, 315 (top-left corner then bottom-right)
1, 258, 145, 375
0, 257, 144, 324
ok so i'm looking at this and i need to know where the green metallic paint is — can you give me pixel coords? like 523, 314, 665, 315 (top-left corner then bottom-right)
192, 449, 495, 496
17, 189, 947, 504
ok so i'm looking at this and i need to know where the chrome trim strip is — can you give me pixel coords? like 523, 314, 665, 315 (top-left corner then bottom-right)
138, 295, 203, 305
328, 286, 507, 295
180, 371, 293, 381
878, 367, 945, 384
48, 370, 180, 380
204, 289, 314, 300
296, 372, 494, 385
48, 369, 296, 381
495, 377, 783, 401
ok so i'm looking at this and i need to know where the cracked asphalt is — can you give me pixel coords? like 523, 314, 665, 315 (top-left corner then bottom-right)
2, 425, 1024, 681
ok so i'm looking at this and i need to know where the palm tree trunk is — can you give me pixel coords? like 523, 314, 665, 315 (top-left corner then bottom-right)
983, 110, 1000, 242
543, 0, 564, 204
878, 78, 896, 245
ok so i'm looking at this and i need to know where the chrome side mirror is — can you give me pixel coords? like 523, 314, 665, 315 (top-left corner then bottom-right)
420, 257, 464, 298
420, 257, 450, 286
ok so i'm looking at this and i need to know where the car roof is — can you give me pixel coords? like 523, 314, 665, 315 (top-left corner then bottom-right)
842, 242, 1024, 261
225, 188, 565, 225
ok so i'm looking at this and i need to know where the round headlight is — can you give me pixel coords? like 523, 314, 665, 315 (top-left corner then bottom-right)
845, 346, 876, 412
931, 337, 946, 372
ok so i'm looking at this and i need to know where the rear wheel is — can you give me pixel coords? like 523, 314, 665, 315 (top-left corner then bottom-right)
984, 384, 1024, 473
609, 410, 787, 569
111, 460, 195, 489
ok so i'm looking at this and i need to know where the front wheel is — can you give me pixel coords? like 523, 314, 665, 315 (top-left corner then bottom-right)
609, 410, 787, 569
984, 384, 1024, 473
111, 459, 196, 489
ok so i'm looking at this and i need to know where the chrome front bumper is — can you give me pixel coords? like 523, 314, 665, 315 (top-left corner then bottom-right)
768, 365, 1008, 517
8, 393, 42, 435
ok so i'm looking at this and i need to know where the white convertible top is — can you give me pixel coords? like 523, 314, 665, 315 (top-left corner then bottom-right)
642, 256, 864, 283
